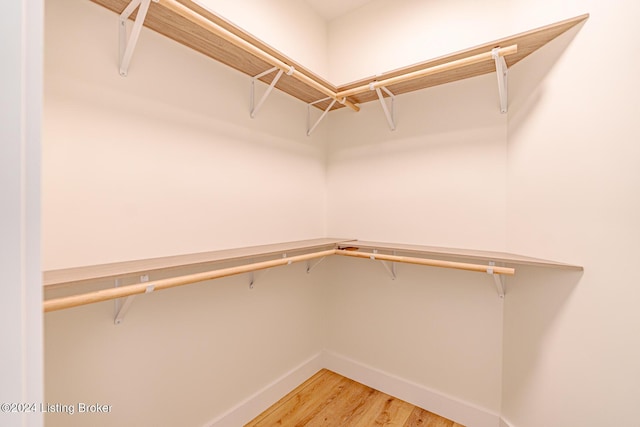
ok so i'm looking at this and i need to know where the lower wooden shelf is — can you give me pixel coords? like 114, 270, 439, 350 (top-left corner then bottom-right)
339, 240, 583, 271
43, 238, 583, 313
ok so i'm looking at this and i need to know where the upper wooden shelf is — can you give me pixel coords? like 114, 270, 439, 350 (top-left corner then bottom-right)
338, 14, 588, 106
90, 0, 587, 111
43, 238, 352, 288
338, 240, 583, 271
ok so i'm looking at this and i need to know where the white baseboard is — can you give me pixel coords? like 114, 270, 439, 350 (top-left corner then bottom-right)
204, 353, 323, 427
206, 349, 505, 427
321, 350, 501, 427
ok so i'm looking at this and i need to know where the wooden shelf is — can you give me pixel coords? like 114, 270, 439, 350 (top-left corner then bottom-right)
92, 0, 341, 111
90, 0, 587, 111
337, 14, 588, 105
338, 240, 583, 271
43, 238, 582, 312
43, 238, 352, 288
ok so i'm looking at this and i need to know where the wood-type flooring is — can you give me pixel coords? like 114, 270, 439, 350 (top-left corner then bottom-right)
245, 369, 465, 426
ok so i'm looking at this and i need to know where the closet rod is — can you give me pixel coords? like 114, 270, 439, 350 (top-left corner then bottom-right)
335, 44, 518, 99
158, 0, 360, 112
334, 250, 515, 275
44, 248, 515, 312
43, 249, 336, 313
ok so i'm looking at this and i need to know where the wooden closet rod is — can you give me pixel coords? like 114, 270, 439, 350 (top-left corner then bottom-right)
335, 44, 518, 99
44, 248, 515, 312
43, 249, 335, 313
158, 0, 360, 112
334, 250, 515, 275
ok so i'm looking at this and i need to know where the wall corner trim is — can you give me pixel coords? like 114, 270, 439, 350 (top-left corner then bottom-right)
205, 349, 506, 427
203, 353, 324, 427
321, 350, 501, 427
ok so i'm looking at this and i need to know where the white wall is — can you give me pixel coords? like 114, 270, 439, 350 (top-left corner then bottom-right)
197, 0, 330, 79
0, 0, 43, 426
503, 1, 640, 426
327, 0, 509, 84
326, 75, 508, 250
325, 1, 639, 426
45, 262, 327, 427
325, 5, 510, 415
324, 61, 508, 421
44, 0, 328, 426
326, 0, 589, 85
43, 0, 327, 270
323, 256, 504, 414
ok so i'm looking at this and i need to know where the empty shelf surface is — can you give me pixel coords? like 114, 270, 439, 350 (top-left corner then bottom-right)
90, 0, 587, 111
338, 240, 583, 270
338, 14, 588, 105
43, 238, 352, 288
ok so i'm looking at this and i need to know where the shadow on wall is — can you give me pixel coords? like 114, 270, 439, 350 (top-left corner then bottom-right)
330, 72, 507, 154
502, 265, 583, 410
508, 21, 588, 139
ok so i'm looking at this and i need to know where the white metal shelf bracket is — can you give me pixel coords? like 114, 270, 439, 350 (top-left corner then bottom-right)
306, 256, 327, 273
249, 253, 292, 288
372, 84, 396, 131
307, 97, 337, 136
488, 261, 505, 298
251, 66, 289, 118
119, 0, 156, 77
492, 48, 508, 114
371, 250, 397, 280
114, 274, 149, 324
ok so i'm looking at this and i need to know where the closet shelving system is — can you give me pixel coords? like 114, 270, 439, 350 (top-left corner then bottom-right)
44, 239, 583, 319
102, 0, 588, 133
44, 2, 586, 316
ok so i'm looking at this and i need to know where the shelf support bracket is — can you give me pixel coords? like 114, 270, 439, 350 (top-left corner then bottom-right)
249, 254, 291, 288
372, 250, 397, 280
306, 256, 327, 273
492, 48, 508, 114
372, 85, 396, 131
250, 66, 286, 118
488, 262, 505, 298
119, 0, 156, 77
114, 274, 149, 324
307, 97, 337, 136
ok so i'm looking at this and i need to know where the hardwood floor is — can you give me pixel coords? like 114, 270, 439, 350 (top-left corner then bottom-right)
245, 369, 465, 427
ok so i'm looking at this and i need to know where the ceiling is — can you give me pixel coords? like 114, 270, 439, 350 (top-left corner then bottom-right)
303, 0, 374, 21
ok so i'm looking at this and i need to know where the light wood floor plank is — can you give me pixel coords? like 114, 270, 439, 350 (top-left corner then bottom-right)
244, 369, 465, 427
350, 389, 415, 427
304, 377, 375, 426
246, 369, 343, 427
404, 407, 457, 427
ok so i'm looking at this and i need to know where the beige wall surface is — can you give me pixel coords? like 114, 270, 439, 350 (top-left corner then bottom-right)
43, 0, 327, 271
323, 72, 508, 419
323, 255, 504, 412
197, 0, 330, 80
45, 264, 327, 427
325, 74, 508, 251
503, 0, 640, 425
44, 1, 327, 426
324, 0, 639, 426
